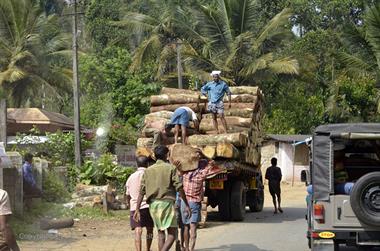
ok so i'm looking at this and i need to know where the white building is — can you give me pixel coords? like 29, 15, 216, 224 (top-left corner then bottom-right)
261, 135, 311, 183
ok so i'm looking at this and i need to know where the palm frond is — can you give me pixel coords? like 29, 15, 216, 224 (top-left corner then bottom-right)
240, 53, 274, 76
254, 8, 292, 51
268, 57, 299, 75
366, 4, 380, 66
130, 34, 162, 72
112, 12, 157, 35
156, 44, 176, 79
337, 51, 374, 73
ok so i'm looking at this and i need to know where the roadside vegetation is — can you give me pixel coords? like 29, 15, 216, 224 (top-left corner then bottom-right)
2, 0, 380, 237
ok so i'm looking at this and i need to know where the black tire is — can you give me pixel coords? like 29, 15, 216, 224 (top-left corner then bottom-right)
350, 172, 380, 227
249, 188, 264, 212
230, 180, 246, 221
217, 181, 231, 221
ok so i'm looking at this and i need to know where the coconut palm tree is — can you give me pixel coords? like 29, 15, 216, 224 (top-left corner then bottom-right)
114, 0, 189, 79
334, 3, 380, 115
117, 0, 298, 85
0, 0, 72, 108
179, 0, 299, 85
339, 3, 380, 81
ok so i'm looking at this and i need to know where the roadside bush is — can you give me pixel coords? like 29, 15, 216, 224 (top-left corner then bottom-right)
42, 170, 70, 203
79, 153, 135, 190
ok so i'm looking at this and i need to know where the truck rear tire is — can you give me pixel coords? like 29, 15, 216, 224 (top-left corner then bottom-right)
231, 180, 246, 221
350, 171, 380, 227
217, 181, 231, 221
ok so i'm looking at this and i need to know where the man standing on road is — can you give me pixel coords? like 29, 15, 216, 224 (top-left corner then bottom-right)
265, 157, 283, 214
168, 106, 199, 145
125, 156, 154, 251
201, 70, 232, 134
134, 146, 191, 251
180, 157, 216, 251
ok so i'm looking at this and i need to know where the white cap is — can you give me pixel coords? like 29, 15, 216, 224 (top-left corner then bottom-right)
210, 70, 221, 76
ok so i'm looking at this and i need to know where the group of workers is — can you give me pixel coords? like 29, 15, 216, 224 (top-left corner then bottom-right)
125, 146, 218, 251
151, 70, 232, 146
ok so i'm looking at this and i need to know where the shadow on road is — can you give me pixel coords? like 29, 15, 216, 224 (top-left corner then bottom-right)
199, 243, 271, 251
245, 206, 307, 223
206, 206, 306, 224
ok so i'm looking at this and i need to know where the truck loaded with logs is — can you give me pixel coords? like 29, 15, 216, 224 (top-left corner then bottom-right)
136, 86, 264, 221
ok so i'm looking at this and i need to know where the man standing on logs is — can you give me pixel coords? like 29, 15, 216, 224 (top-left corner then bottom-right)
168, 107, 199, 144
201, 70, 232, 134
134, 146, 191, 251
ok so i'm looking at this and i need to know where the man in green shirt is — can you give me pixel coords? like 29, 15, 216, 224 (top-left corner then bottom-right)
134, 146, 191, 251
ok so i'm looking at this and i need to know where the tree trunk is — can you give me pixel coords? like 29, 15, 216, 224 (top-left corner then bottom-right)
202, 145, 216, 159
205, 102, 256, 111
150, 94, 200, 106
161, 87, 198, 95
244, 145, 261, 166
216, 142, 240, 159
202, 108, 253, 118
135, 147, 154, 158
144, 116, 169, 126
200, 117, 251, 132
137, 137, 175, 148
200, 94, 258, 103
40, 218, 74, 230
229, 86, 260, 95
170, 144, 200, 171
150, 103, 205, 113
145, 111, 174, 120
188, 132, 248, 147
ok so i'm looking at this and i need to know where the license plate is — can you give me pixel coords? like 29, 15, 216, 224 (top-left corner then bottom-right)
209, 180, 224, 190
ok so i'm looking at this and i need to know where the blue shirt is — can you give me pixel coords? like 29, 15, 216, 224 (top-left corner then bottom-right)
23, 161, 36, 187
201, 80, 231, 103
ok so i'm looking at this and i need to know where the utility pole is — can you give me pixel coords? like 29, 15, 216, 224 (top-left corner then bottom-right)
0, 99, 7, 147
176, 40, 183, 89
72, 0, 81, 167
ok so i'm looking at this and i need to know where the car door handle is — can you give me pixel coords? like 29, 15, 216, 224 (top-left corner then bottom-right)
337, 207, 342, 220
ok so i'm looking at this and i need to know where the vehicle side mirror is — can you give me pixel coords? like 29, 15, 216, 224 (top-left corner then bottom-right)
301, 170, 307, 183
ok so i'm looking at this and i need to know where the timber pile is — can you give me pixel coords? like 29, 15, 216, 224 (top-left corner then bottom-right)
138, 86, 264, 167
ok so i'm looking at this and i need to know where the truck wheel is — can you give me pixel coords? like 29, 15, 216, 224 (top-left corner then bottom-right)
249, 188, 264, 212
217, 181, 231, 221
350, 172, 380, 227
230, 180, 246, 221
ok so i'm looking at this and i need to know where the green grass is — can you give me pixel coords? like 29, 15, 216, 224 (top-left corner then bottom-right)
10, 201, 130, 238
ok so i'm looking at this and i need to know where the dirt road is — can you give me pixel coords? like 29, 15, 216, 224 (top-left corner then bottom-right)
19, 182, 309, 251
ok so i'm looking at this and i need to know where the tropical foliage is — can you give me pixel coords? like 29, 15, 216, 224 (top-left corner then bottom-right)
2, 0, 380, 138
0, 0, 72, 108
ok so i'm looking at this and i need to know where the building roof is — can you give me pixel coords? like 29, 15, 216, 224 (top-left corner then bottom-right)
265, 134, 311, 143
7, 108, 73, 128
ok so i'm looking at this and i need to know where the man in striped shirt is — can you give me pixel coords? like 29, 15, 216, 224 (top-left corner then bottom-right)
180, 158, 214, 251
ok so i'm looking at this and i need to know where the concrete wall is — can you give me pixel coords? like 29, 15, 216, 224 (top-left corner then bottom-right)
3, 152, 23, 216
1, 153, 48, 216
261, 141, 309, 183
260, 142, 276, 181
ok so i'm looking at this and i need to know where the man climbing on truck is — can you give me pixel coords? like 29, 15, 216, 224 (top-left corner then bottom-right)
201, 70, 232, 134
168, 106, 199, 144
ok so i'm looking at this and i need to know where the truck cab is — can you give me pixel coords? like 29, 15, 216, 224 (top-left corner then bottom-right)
303, 123, 380, 250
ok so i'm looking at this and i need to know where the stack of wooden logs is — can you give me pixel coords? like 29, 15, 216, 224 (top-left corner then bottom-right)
137, 86, 264, 167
